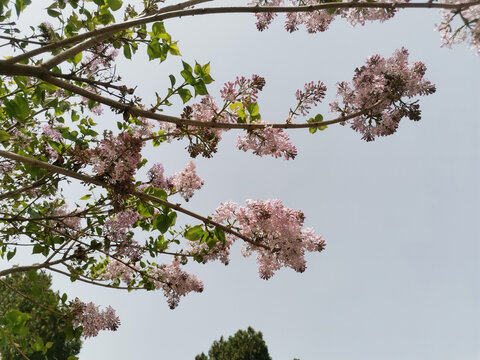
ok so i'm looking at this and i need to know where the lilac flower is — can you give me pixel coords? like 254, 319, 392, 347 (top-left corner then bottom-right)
149, 258, 204, 309
147, 163, 168, 189
71, 300, 121, 338
436, 1, 480, 53
104, 210, 139, 243
212, 199, 325, 279
237, 125, 297, 160
103, 260, 137, 284
331, 48, 436, 141
293, 81, 327, 117
169, 161, 204, 201
88, 132, 143, 186
42, 124, 63, 142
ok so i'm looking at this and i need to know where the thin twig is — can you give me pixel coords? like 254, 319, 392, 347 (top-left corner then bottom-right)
0, 278, 64, 316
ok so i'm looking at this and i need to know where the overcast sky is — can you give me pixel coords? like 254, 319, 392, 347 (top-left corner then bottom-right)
5, 1, 480, 359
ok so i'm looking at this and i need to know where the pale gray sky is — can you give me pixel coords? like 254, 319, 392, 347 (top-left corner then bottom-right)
5, 2, 480, 359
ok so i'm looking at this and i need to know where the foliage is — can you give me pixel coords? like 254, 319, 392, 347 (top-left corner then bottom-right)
0, 0, 477, 354
0, 271, 82, 360
195, 327, 272, 360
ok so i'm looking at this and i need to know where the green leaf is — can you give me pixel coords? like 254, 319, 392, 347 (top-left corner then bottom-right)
308, 114, 327, 133
182, 61, 192, 73
204, 232, 217, 248
178, 88, 192, 104
168, 42, 181, 56
44, 96, 58, 108
106, 0, 122, 11
152, 22, 166, 36
193, 80, 208, 96
180, 69, 195, 85
153, 213, 171, 234
6, 309, 30, 326
80, 194, 91, 200
147, 40, 161, 61
202, 74, 214, 85
71, 52, 83, 65
6, 248, 16, 260
230, 102, 247, 122
185, 225, 203, 241
6, 95, 30, 122
145, 186, 168, 199
0, 130, 11, 142
194, 62, 202, 76
32, 244, 44, 254
214, 227, 226, 243
201, 62, 210, 76
32, 337, 44, 352
137, 202, 153, 217
169, 75, 176, 87
168, 212, 177, 227
14, 76, 28, 89
247, 102, 260, 117
123, 44, 132, 59
47, 8, 61, 17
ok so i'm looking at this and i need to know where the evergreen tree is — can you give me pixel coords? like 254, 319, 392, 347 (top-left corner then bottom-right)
196, 327, 272, 360
0, 271, 82, 360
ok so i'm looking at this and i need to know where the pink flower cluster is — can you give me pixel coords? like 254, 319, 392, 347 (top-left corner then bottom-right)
144, 161, 204, 201
220, 75, 266, 109
293, 81, 327, 117
169, 161, 204, 201
189, 203, 236, 264
284, 1, 335, 33
103, 259, 136, 284
251, 0, 407, 33
436, 1, 480, 53
81, 44, 119, 76
149, 258, 204, 309
340, 0, 403, 27
147, 163, 168, 189
174, 75, 267, 158
51, 204, 82, 235
237, 125, 297, 160
88, 132, 143, 187
181, 95, 228, 157
42, 124, 63, 160
131, 118, 155, 138
104, 209, 139, 242
104, 210, 142, 261
211, 199, 326, 279
0, 160, 14, 175
251, 0, 283, 31
42, 124, 62, 141
330, 47, 436, 141
71, 300, 121, 338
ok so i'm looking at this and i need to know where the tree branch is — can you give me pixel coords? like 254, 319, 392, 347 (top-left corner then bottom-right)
3, 0, 214, 65
3, 332, 31, 360
0, 278, 64, 316
0, 257, 72, 278
0, 69, 370, 131
46, 266, 140, 290
0, 149, 266, 248
48, 71, 134, 93
3, 0, 479, 66
0, 176, 48, 201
